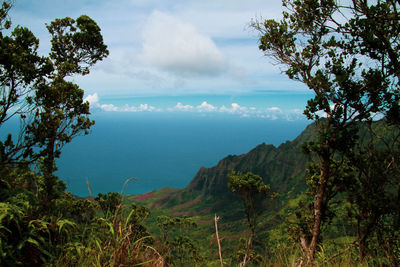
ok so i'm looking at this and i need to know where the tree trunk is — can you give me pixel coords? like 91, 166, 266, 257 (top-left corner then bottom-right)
241, 201, 256, 266
42, 128, 57, 206
309, 156, 329, 263
357, 218, 366, 262
300, 143, 331, 266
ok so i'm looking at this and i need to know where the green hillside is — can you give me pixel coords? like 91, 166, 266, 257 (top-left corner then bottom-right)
134, 123, 318, 265
131, 120, 400, 266
152, 123, 316, 212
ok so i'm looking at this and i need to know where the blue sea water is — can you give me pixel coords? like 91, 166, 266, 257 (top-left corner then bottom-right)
56, 112, 309, 196
1, 92, 313, 196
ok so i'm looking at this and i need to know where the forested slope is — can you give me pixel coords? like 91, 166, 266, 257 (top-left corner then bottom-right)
154, 122, 317, 211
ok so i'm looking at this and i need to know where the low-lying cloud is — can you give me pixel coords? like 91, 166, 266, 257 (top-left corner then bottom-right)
85, 93, 304, 120
99, 103, 158, 112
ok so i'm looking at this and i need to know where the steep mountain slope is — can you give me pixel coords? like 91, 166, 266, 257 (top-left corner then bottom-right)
154, 122, 317, 211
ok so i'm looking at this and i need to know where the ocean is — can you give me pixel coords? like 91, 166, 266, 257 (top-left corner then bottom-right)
1, 92, 313, 196
57, 112, 309, 196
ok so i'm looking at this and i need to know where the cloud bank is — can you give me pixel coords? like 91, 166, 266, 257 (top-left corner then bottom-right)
100, 103, 158, 112
86, 94, 305, 121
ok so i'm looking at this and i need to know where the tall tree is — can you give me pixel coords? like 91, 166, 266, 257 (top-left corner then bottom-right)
0, 3, 110, 264
0, 3, 109, 204
253, 0, 400, 264
338, 1, 400, 263
24, 15, 109, 203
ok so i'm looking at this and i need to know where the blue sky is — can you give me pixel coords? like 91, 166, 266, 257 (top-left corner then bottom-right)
9, 0, 311, 119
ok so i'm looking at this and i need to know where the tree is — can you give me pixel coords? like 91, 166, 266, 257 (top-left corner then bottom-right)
343, 5, 400, 261
227, 171, 275, 266
253, 0, 400, 264
1, 11, 108, 166
0, 2, 112, 265
0, 0, 109, 219
13, 15, 109, 205
0, 6, 109, 177
348, 0, 400, 93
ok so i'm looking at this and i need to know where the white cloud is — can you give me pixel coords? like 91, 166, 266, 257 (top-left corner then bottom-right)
125, 104, 157, 112
169, 101, 218, 113
267, 107, 281, 112
92, 94, 305, 120
100, 103, 119, 112
219, 103, 247, 114
10, 0, 309, 96
231, 103, 241, 111
100, 103, 158, 112
196, 101, 217, 112
173, 102, 194, 111
98, 101, 305, 120
84, 93, 100, 106
141, 11, 228, 77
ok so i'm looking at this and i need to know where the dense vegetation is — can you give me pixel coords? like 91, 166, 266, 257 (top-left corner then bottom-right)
1, 0, 400, 266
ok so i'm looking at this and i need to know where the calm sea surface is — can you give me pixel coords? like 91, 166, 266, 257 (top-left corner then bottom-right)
56, 112, 309, 196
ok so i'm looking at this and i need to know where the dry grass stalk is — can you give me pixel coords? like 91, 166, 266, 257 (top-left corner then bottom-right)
214, 214, 224, 267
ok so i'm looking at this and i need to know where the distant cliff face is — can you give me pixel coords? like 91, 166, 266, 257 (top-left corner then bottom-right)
155, 123, 316, 209
187, 144, 277, 195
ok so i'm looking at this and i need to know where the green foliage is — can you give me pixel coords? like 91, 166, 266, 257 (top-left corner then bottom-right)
46, 15, 109, 77
228, 171, 270, 196
0, 178, 52, 265
0, 1, 11, 30
227, 171, 274, 227
156, 215, 202, 266
95, 192, 122, 216
230, 237, 263, 266
0, 23, 52, 129
84, 204, 156, 267
253, 0, 400, 264
227, 171, 275, 266
55, 192, 98, 223
0, 5, 108, 219
0, 161, 159, 266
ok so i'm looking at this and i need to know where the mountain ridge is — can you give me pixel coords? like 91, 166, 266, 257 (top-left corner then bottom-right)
152, 122, 317, 211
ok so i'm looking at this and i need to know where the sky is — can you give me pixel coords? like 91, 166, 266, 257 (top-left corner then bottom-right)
8, 0, 311, 120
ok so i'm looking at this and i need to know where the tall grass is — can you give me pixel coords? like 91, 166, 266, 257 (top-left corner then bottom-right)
53, 203, 163, 266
